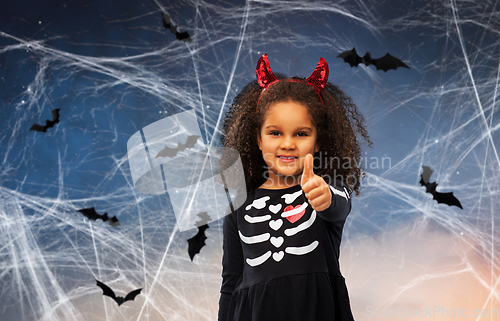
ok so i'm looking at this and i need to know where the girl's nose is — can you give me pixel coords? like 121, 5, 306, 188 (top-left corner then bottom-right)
280, 136, 296, 149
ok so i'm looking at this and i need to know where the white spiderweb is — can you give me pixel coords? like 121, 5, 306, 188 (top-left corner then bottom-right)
0, 0, 499, 320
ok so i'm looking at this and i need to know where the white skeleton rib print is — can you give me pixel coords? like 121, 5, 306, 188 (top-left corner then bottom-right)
239, 189, 320, 267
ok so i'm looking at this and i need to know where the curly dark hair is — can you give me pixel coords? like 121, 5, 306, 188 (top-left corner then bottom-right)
218, 73, 372, 196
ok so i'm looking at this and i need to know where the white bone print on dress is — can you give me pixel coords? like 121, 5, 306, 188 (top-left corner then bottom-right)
281, 190, 303, 204
244, 195, 273, 224
243, 200, 283, 228
266, 204, 283, 230
273, 251, 284, 262
268, 204, 281, 214
241, 189, 321, 267
284, 210, 316, 236
245, 195, 270, 210
280, 190, 306, 223
329, 185, 349, 200
269, 219, 283, 231
241, 210, 319, 266
281, 202, 308, 218
239, 231, 270, 244
285, 241, 318, 255
244, 214, 271, 223
246, 251, 271, 267
270, 236, 284, 248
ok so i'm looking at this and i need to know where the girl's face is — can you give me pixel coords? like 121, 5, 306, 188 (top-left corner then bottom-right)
257, 100, 319, 189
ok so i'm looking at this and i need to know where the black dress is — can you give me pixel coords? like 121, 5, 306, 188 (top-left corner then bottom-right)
218, 179, 355, 321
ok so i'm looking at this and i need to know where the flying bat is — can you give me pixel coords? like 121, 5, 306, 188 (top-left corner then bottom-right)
187, 224, 209, 261
194, 211, 212, 226
420, 166, 463, 209
155, 134, 201, 158
337, 48, 409, 72
30, 108, 60, 132
96, 279, 142, 306
77, 207, 121, 227
162, 13, 192, 42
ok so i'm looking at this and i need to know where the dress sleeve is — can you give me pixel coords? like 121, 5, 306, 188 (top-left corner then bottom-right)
316, 178, 352, 222
218, 210, 244, 321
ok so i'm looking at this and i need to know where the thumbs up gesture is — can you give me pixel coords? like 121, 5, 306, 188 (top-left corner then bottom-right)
301, 154, 332, 211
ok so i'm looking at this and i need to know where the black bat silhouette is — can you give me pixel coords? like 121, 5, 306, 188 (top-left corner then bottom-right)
155, 134, 201, 158
162, 13, 192, 42
337, 48, 409, 72
194, 211, 211, 226
420, 166, 463, 209
30, 108, 60, 132
77, 207, 121, 227
187, 224, 209, 261
96, 279, 142, 306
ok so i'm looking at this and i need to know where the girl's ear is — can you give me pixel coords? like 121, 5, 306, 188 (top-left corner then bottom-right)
315, 143, 320, 153
257, 133, 262, 150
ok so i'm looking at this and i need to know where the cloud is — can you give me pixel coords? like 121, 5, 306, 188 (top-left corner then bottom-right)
341, 222, 499, 320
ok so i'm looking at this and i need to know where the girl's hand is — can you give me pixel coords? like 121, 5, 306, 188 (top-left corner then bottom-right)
300, 154, 332, 211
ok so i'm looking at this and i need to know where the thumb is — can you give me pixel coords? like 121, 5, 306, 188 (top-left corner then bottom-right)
301, 154, 314, 185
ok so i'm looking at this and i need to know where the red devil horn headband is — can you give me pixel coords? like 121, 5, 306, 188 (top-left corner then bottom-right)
255, 54, 329, 111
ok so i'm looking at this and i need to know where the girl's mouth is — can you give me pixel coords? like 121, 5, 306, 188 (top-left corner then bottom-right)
278, 156, 297, 163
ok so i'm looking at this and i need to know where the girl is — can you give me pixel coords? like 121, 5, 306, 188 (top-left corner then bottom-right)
218, 54, 371, 321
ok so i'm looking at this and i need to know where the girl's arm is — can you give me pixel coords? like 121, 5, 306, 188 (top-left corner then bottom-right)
316, 178, 352, 222
218, 211, 243, 321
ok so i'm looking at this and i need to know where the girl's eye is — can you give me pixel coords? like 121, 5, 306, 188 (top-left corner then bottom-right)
269, 131, 307, 137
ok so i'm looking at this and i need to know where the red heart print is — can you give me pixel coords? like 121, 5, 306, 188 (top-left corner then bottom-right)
283, 205, 305, 224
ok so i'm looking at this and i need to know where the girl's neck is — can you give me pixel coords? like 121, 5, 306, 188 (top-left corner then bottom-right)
258, 180, 300, 190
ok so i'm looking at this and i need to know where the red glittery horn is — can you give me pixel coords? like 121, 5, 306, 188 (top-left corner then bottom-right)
255, 54, 329, 111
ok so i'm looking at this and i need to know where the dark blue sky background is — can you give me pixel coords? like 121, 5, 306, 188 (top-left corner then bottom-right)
1, 0, 498, 320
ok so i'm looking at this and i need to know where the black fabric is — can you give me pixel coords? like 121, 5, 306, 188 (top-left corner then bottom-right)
219, 179, 355, 321
218, 292, 232, 320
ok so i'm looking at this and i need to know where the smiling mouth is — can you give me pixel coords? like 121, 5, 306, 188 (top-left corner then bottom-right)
277, 156, 298, 163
